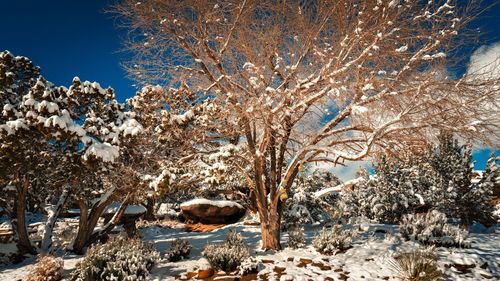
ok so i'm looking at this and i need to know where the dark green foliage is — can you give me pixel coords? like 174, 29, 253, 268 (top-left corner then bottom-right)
70, 237, 159, 281
429, 134, 495, 226
340, 133, 496, 226
165, 238, 191, 262
202, 230, 250, 272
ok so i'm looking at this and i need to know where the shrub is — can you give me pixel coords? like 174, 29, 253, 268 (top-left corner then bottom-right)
400, 210, 469, 247
165, 238, 191, 262
388, 247, 442, 281
70, 237, 159, 281
202, 230, 250, 272
339, 137, 498, 226
26, 255, 64, 281
287, 227, 306, 249
238, 257, 262, 275
338, 159, 436, 224
225, 230, 247, 248
312, 225, 355, 255
282, 171, 341, 229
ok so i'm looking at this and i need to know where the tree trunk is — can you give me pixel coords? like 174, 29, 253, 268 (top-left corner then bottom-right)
71, 201, 89, 255
12, 178, 34, 255
144, 197, 156, 221
89, 195, 130, 243
40, 185, 70, 253
259, 201, 282, 250
71, 190, 117, 254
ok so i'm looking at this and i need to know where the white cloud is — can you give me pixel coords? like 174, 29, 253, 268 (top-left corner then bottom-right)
313, 160, 372, 182
467, 42, 500, 80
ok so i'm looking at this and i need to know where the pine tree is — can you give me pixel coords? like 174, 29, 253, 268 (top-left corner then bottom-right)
340, 134, 496, 226
429, 134, 495, 226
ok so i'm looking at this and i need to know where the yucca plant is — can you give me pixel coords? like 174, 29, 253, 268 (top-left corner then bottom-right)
388, 247, 442, 281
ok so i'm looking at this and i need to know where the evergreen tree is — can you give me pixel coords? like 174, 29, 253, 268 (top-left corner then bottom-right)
429, 134, 495, 226
340, 134, 497, 226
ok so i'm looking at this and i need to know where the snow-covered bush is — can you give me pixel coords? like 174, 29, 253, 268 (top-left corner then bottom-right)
70, 237, 159, 281
388, 247, 442, 281
340, 136, 497, 226
282, 171, 341, 229
165, 238, 191, 262
400, 210, 469, 247
312, 225, 355, 255
26, 255, 63, 281
202, 230, 250, 272
339, 158, 435, 224
287, 227, 306, 249
238, 257, 262, 275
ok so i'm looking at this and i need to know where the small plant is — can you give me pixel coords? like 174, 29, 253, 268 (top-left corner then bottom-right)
312, 225, 355, 255
388, 247, 442, 281
287, 227, 306, 249
26, 255, 64, 281
70, 237, 159, 281
225, 230, 247, 248
238, 257, 262, 275
165, 238, 191, 262
400, 210, 469, 247
202, 230, 250, 272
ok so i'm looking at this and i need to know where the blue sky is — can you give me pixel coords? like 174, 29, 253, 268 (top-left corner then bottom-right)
0, 0, 497, 176
0, 0, 135, 102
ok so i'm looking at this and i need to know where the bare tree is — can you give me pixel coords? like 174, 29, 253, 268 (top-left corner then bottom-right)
115, 0, 499, 250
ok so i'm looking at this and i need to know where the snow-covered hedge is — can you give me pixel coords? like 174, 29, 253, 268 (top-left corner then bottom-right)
70, 237, 159, 281
312, 225, 356, 255
287, 227, 306, 249
164, 238, 191, 262
399, 210, 469, 248
202, 230, 250, 272
26, 255, 63, 281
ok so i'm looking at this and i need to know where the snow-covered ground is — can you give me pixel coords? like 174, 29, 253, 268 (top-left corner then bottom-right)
0, 222, 498, 280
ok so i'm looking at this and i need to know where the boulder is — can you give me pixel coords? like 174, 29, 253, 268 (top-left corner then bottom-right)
180, 199, 246, 224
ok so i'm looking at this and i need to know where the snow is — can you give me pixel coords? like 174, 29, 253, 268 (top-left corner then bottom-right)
243, 62, 256, 70
352, 105, 369, 115
362, 83, 374, 92
157, 203, 179, 218
0, 243, 17, 255
1, 222, 499, 280
180, 198, 244, 209
118, 118, 143, 137
5, 119, 28, 131
171, 110, 194, 125
83, 142, 120, 163
38, 100, 59, 113
104, 202, 147, 215
314, 177, 365, 198
395, 45, 408, 52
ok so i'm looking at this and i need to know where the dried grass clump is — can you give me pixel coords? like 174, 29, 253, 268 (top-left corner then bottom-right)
26, 255, 64, 281
388, 247, 442, 281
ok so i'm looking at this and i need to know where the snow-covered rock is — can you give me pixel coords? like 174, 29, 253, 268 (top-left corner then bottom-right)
180, 198, 245, 224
